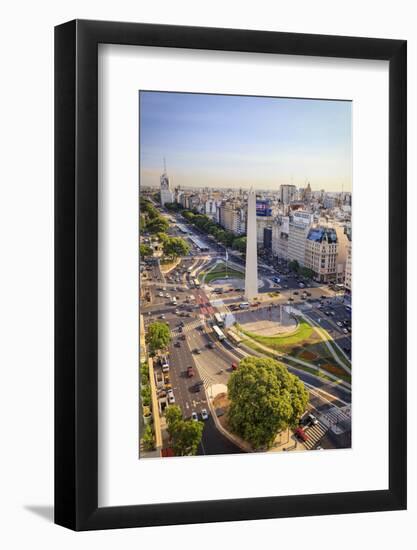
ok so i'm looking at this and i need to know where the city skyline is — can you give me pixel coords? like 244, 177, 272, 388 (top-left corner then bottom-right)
140, 91, 352, 192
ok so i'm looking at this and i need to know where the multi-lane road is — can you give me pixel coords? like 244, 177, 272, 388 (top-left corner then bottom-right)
141, 208, 352, 453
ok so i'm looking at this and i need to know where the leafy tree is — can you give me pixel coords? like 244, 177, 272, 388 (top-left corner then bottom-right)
141, 385, 151, 407
146, 321, 171, 353
165, 405, 204, 456
147, 216, 169, 234
140, 244, 153, 258
232, 236, 247, 253
165, 405, 183, 431
163, 236, 191, 259
142, 424, 155, 451
288, 260, 300, 273
299, 267, 315, 279
227, 356, 309, 449
182, 210, 194, 221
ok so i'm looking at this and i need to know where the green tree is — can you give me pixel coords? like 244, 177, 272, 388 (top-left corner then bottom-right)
147, 216, 169, 234
140, 244, 153, 258
182, 210, 194, 221
299, 267, 315, 279
142, 424, 155, 451
163, 236, 191, 259
146, 321, 171, 353
165, 405, 183, 431
232, 236, 247, 253
288, 260, 300, 273
227, 356, 309, 450
165, 405, 204, 456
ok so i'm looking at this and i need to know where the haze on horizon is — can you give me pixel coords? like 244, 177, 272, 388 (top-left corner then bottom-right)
139, 91, 352, 193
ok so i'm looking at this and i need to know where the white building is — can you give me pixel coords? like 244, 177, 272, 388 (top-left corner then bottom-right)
304, 226, 339, 283
287, 211, 313, 266
160, 167, 174, 206
280, 184, 297, 205
244, 190, 258, 301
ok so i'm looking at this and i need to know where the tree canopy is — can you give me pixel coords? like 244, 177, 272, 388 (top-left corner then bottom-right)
227, 356, 309, 449
163, 236, 190, 259
165, 405, 204, 456
146, 321, 171, 354
140, 244, 153, 258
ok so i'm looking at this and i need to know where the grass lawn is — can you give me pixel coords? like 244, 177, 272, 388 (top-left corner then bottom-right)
238, 319, 314, 349
203, 262, 244, 283
238, 319, 352, 383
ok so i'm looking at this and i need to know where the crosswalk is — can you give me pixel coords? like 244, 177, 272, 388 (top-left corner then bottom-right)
171, 319, 203, 337
303, 421, 328, 450
319, 405, 351, 434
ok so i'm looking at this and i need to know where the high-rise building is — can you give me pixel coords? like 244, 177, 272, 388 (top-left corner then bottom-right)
304, 227, 339, 282
345, 227, 352, 291
287, 211, 313, 266
280, 184, 297, 205
244, 190, 258, 301
159, 161, 174, 205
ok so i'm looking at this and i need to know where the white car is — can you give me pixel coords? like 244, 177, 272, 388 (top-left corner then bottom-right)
160, 314, 165, 319
158, 292, 163, 297
343, 328, 349, 334
167, 390, 175, 404
201, 408, 209, 421
337, 321, 343, 327
191, 411, 198, 422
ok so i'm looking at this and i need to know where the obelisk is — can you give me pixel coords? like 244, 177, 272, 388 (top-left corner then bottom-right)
244, 189, 258, 301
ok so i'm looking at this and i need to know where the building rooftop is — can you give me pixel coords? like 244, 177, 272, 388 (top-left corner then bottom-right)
307, 226, 338, 243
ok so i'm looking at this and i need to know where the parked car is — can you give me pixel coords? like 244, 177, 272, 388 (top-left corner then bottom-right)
187, 366, 195, 377
231, 362, 238, 371
193, 348, 201, 354
294, 427, 308, 442
207, 341, 215, 349
191, 411, 198, 422
201, 408, 209, 421
307, 413, 319, 426
167, 390, 175, 404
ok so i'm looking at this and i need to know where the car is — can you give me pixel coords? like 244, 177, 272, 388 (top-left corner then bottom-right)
167, 390, 175, 404
294, 427, 308, 442
162, 287, 166, 292
231, 362, 238, 371
180, 334, 186, 341
178, 326, 183, 333
187, 366, 195, 377
160, 314, 166, 319
343, 328, 349, 334
175, 309, 180, 315
172, 287, 177, 291
193, 348, 201, 354
201, 408, 209, 420
321, 295, 327, 299
324, 310, 330, 316
207, 341, 215, 349
306, 292, 312, 296
174, 341, 181, 348
307, 413, 319, 426
288, 297, 294, 302
330, 311, 336, 316
337, 321, 343, 327
191, 411, 198, 422
293, 291, 299, 295
158, 292, 163, 297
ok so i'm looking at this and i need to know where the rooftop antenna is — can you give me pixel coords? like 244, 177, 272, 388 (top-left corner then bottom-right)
163, 157, 167, 174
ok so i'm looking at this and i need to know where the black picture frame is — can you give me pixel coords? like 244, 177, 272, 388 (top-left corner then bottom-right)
55, 19, 407, 531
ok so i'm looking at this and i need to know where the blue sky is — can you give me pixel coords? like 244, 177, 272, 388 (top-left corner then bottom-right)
139, 91, 352, 192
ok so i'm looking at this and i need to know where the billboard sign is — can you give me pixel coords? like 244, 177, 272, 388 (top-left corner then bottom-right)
256, 200, 272, 216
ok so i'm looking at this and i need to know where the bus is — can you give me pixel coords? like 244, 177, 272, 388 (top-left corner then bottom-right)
212, 325, 226, 341
214, 312, 224, 327
228, 331, 242, 347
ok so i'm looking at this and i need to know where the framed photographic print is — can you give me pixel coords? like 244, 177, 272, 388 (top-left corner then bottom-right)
55, 20, 407, 530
